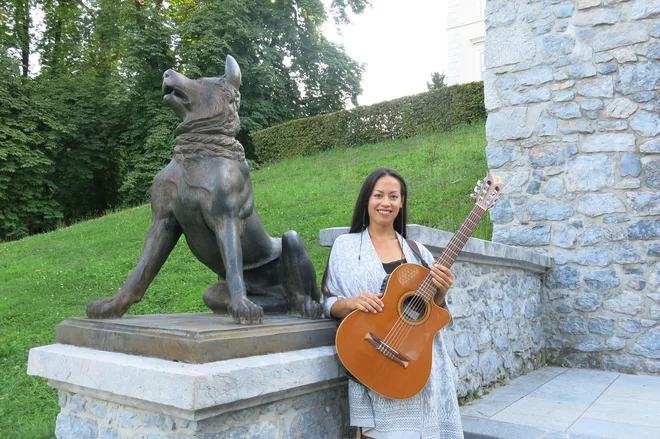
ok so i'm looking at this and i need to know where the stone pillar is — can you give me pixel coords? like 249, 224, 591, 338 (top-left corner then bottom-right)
484, 0, 660, 373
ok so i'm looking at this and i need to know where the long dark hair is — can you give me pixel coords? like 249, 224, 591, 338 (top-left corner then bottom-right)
349, 168, 408, 238
322, 168, 409, 306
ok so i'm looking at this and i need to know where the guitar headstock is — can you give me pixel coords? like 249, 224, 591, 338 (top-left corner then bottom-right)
472, 174, 505, 210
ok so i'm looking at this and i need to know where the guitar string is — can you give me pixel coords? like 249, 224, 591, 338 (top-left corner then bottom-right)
363, 187, 499, 394
377, 187, 491, 351
381, 210, 479, 353
388, 205, 486, 350
384, 212, 480, 355
370, 247, 459, 393
376, 242, 458, 372
381, 209, 482, 355
381, 210, 480, 365
385, 208, 483, 353
363, 191, 494, 395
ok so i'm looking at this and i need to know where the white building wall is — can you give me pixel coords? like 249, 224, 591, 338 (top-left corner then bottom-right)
447, 0, 486, 85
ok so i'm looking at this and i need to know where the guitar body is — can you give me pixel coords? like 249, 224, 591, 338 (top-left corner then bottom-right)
335, 263, 452, 400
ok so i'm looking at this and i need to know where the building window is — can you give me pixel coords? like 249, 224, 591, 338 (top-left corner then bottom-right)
479, 50, 485, 80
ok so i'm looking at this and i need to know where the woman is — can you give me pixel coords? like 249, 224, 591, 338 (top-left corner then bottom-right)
323, 168, 464, 439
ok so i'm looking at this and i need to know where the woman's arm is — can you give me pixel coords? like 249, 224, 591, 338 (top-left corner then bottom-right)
330, 293, 384, 319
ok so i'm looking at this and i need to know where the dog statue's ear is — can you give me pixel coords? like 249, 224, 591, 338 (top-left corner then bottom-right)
225, 55, 241, 90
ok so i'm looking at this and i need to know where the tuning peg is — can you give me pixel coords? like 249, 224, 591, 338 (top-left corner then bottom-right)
474, 186, 480, 194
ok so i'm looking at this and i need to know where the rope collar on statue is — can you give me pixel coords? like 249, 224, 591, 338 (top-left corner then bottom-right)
173, 115, 245, 162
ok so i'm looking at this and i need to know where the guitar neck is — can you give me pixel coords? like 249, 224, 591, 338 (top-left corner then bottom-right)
436, 204, 486, 269
418, 204, 486, 302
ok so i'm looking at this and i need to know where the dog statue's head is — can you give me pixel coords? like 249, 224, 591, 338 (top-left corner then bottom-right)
162, 55, 241, 136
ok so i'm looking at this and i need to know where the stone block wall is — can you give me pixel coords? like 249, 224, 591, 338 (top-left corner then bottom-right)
484, 0, 660, 373
54, 387, 351, 439
444, 260, 547, 397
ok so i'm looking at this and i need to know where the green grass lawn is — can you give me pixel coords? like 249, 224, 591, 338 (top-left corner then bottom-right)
0, 122, 487, 438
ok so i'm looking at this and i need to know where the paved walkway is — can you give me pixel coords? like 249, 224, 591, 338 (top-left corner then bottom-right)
461, 366, 660, 439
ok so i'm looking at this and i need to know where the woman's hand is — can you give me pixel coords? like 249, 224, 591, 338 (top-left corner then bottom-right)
430, 263, 454, 306
330, 292, 384, 319
351, 292, 384, 314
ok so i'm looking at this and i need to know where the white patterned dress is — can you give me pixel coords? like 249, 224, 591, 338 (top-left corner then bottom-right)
323, 230, 464, 439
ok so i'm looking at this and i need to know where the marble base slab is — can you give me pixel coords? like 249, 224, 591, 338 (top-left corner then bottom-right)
28, 344, 344, 419
28, 344, 351, 438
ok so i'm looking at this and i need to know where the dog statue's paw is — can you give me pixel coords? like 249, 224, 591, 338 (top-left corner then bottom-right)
86, 294, 129, 319
228, 297, 264, 325
300, 299, 323, 320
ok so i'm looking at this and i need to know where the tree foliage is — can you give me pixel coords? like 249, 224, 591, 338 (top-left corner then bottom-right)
427, 71, 446, 91
0, 54, 63, 238
0, 0, 369, 240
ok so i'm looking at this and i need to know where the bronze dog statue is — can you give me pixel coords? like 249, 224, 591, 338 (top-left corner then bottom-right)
87, 55, 322, 324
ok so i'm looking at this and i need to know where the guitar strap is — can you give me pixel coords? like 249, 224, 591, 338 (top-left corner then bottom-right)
405, 239, 429, 269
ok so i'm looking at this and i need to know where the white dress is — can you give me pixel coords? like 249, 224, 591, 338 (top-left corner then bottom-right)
323, 230, 464, 439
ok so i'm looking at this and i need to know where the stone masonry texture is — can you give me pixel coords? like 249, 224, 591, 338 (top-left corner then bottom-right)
485, 0, 660, 374
443, 262, 546, 397
54, 387, 353, 439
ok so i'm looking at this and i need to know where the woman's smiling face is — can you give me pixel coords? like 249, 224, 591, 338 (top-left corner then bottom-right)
368, 175, 404, 230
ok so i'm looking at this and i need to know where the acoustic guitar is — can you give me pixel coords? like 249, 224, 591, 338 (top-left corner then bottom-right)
335, 174, 505, 400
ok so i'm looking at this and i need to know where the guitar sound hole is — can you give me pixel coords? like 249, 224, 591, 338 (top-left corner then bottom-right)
402, 295, 427, 322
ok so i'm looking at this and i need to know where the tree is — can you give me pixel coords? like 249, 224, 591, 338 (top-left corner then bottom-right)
38, 0, 86, 76
34, 0, 126, 220
121, 0, 369, 202
0, 53, 63, 239
427, 71, 446, 91
328, 0, 371, 26
171, 0, 365, 154
117, 0, 179, 205
0, 0, 371, 239
1, 0, 32, 77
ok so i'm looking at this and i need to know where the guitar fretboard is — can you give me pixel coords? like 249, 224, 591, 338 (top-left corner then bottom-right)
417, 204, 486, 303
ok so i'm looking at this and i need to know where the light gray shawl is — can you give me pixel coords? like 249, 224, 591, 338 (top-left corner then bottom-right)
323, 230, 464, 439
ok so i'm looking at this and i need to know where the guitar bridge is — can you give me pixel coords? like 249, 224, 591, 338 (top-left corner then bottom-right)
364, 332, 410, 369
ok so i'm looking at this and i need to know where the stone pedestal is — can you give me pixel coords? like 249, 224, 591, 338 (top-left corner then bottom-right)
28, 314, 352, 439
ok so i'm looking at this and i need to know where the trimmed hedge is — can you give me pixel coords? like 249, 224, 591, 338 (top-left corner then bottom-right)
253, 81, 485, 163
